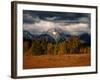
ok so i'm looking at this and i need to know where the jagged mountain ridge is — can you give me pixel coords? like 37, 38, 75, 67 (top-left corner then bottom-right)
23, 30, 90, 44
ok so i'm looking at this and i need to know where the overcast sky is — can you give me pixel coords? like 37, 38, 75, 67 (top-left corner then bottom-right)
23, 10, 91, 35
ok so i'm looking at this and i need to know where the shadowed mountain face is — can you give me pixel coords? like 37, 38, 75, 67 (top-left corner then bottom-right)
23, 30, 55, 42
38, 34, 55, 43
23, 30, 33, 40
23, 28, 91, 44
79, 33, 91, 44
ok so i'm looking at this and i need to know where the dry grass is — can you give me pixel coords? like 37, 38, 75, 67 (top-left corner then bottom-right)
23, 53, 90, 69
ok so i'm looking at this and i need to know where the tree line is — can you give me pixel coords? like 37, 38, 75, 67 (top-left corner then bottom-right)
23, 36, 90, 55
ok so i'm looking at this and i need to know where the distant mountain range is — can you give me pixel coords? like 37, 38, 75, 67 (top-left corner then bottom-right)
23, 30, 91, 44
23, 30, 33, 40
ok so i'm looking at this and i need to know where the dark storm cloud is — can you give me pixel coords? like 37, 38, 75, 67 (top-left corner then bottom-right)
23, 10, 90, 21
23, 10, 91, 35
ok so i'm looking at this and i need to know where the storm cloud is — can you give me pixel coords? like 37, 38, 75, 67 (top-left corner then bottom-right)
23, 10, 91, 35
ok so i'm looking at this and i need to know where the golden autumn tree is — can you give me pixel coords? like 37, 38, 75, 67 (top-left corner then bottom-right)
66, 36, 81, 54
57, 41, 66, 55
47, 43, 54, 55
